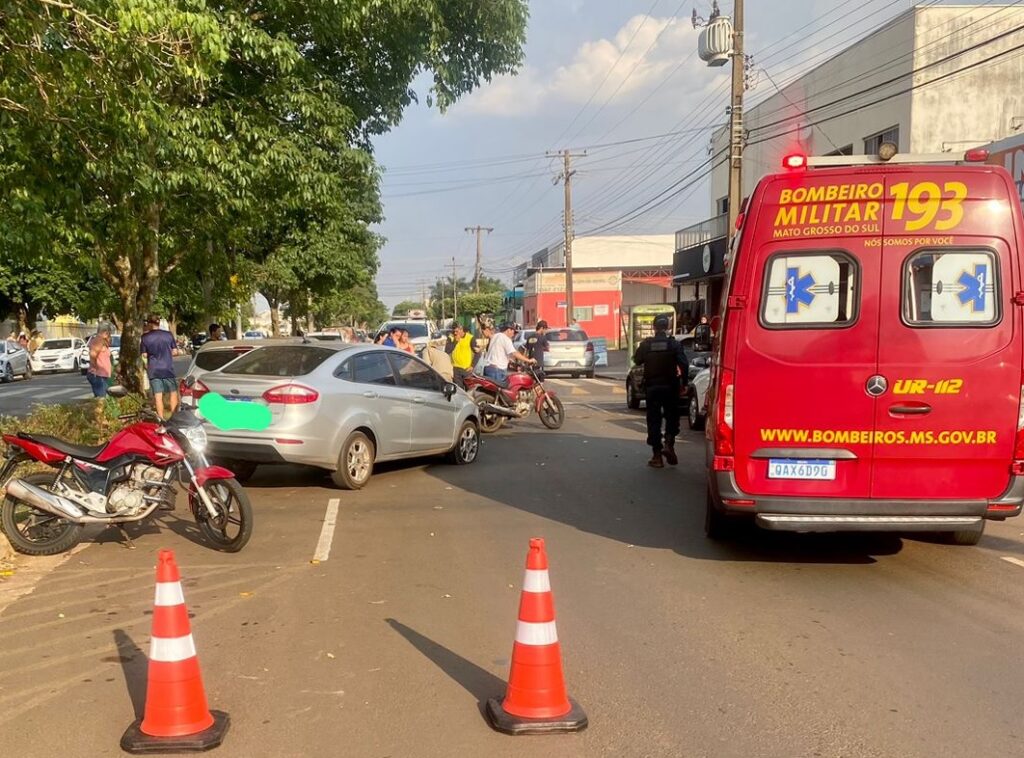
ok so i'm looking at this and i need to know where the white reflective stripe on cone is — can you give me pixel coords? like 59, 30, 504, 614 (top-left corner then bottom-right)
515, 620, 559, 646
154, 582, 185, 607
150, 634, 198, 662
522, 569, 551, 593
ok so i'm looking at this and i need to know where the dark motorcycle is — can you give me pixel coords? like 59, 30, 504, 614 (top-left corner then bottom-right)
0, 388, 252, 555
464, 362, 565, 433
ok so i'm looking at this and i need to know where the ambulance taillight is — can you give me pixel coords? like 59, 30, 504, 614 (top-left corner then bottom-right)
1012, 383, 1024, 476
712, 368, 735, 470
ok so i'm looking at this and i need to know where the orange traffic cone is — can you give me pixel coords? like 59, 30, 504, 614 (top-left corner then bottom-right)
487, 538, 587, 735
121, 549, 229, 753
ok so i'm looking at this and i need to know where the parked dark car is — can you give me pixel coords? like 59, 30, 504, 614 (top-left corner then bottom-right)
625, 334, 712, 410
191, 332, 209, 350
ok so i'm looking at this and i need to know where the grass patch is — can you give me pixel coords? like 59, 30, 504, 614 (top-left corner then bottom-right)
0, 394, 149, 446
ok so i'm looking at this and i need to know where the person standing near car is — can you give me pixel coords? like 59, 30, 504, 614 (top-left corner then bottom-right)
524, 320, 550, 381
483, 322, 534, 383
86, 325, 113, 427
632, 314, 686, 468
448, 323, 475, 388
209, 323, 225, 342
141, 314, 181, 419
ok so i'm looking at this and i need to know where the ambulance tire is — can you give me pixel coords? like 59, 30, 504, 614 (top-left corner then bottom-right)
704, 490, 740, 541
944, 524, 984, 546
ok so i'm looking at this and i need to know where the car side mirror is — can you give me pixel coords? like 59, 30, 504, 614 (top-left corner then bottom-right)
443, 382, 458, 401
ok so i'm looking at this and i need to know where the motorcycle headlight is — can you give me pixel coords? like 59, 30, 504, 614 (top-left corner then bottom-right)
183, 425, 208, 452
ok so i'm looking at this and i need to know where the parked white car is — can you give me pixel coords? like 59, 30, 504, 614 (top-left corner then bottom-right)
686, 367, 711, 431
0, 340, 32, 382
79, 334, 121, 375
30, 338, 85, 374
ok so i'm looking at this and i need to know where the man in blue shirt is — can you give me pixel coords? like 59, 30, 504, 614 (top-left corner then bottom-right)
141, 314, 181, 419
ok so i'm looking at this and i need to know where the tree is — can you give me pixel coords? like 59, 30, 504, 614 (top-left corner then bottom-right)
0, 1, 530, 388
392, 300, 424, 318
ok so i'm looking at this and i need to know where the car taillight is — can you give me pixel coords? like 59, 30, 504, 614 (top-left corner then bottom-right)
180, 379, 210, 399
714, 368, 735, 457
262, 384, 319, 404
1013, 382, 1024, 472
585, 342, 594, 353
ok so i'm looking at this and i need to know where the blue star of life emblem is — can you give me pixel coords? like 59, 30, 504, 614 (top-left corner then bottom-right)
956, 263, 988, 312
785, 267, 816, 314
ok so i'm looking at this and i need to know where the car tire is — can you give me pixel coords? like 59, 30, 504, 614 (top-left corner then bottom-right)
705, 490, 740, 541
72, 359, 79, 373
1, 364, 12, 383
688, 394, 706, 431
626, 381, 641, 410
23, 361, 32, 380
446, 420, 480, 465
944, 524, 984, 546
331, 431, 375, 490
571, 372, 580, 379
586, 369, 595, 379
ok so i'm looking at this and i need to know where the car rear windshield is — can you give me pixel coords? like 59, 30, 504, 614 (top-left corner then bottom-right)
195, 347, 253, 371
382, 322, 429, 338
42, 339, 73, 349
221, 346, 334, 376
548, 329, 588, 341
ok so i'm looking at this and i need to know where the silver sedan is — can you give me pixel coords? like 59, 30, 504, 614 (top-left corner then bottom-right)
193, 342, 481, 488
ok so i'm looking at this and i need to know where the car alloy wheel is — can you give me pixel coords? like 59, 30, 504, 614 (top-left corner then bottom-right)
458, 424, 479, 462
347, 439, 372, 484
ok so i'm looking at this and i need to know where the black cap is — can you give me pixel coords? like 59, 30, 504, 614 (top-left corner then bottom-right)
498, 322, 515, 332
653, 315, 670, 330
536, 320, 549, 329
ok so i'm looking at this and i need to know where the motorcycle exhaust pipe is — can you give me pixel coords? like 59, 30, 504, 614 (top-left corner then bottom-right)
5, 478, 86, 521
480, 402, 518, 418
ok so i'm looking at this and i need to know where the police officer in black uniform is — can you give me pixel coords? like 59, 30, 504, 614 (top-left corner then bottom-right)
632, 314, 687, 468
524, 320, 550, 380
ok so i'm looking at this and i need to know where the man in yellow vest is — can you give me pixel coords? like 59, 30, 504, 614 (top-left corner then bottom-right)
447, 323, 475, 389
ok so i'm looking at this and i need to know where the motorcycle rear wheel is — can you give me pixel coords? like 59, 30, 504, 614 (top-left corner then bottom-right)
473, 391, 507, 433
538, 394, 565, 429
192, 478, 253, 552
0, 472, 83, 555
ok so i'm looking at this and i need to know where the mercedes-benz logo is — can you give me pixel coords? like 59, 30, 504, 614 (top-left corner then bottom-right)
865, 375, 888, 397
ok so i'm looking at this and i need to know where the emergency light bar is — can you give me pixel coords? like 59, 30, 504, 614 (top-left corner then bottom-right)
783, 145, 990, 170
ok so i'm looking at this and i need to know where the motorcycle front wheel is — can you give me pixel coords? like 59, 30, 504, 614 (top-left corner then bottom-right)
538, 394, 565, 430
0, 472, 83, 555
191, 478, 253, 552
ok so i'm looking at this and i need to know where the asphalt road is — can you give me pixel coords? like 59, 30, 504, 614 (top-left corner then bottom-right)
3, 377, 1024, 756
0, 357, 193, 416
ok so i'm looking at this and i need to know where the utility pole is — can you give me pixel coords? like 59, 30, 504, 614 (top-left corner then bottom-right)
727, 0, 744, 240
465, 226, 493, 293
451, 257, 459, 322
548, 149, 586, 326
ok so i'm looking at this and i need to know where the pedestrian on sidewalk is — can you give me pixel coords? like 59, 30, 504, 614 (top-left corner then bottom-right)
632, 314, 686, 468
87, 325, 113, 427
141, 314, 181, 419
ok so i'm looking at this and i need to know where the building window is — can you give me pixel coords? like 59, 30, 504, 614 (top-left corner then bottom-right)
716, 196, 729, 215
826, 144, 853, 156
572, 306, 594, 322
864, 126, 899, 156
761, 252, 858, 328
903, 249, 999, 326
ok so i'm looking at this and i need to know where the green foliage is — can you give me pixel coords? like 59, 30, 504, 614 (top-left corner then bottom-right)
0, 0, 530, 386
457, 292, 503, 316
392, 299, 425, 318
0, 393, 147, 447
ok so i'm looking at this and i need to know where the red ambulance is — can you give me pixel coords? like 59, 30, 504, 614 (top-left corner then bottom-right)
705, 146, 1024, 544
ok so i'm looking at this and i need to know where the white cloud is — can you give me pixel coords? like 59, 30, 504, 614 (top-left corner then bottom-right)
455, 14, 701, 118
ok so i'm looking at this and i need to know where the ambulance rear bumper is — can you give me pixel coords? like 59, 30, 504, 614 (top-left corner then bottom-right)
711, 471, 1024, 532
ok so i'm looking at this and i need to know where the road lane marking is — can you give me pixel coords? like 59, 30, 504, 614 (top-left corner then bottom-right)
1001, 556, 1024, 569
32, 388, 84, 400
313, 498, 340, 562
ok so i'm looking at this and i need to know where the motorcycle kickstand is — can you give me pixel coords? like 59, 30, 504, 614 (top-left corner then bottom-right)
112, 524, 136, 550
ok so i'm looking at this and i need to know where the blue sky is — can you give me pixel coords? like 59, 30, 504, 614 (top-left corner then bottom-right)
372, 0, 921, 307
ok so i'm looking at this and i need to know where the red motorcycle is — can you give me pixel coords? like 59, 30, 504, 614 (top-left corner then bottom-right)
0, 393, 252, 556
465, 362, 565, 433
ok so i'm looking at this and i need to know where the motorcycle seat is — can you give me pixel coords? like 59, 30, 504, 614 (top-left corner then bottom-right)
17, 432, 105, 460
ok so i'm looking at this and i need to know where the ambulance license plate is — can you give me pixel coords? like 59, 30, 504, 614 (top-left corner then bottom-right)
767, 459, 836, 480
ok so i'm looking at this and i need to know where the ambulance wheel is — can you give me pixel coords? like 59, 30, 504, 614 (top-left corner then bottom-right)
704, 490, 739, 541
944, 523, 984, 546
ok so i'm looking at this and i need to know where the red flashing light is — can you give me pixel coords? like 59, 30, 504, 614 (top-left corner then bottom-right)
964, 148, 989, 163
782, 153, 807, 170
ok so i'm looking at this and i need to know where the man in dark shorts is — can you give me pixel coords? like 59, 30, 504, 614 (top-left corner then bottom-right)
141, 314, 181, 418
524, 320, 550, 380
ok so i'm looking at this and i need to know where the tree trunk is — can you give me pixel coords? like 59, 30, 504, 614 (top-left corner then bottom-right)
306, 292, 315, 332
268, 296, 281, 337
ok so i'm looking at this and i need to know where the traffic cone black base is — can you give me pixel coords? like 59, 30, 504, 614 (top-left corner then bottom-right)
486, 697, 588, 736
121, 711, 230, 754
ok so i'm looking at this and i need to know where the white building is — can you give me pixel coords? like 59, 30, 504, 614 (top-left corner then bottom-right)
709, 4, 1024, 211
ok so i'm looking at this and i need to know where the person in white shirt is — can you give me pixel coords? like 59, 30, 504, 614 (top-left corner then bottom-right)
483, 322, 535, 383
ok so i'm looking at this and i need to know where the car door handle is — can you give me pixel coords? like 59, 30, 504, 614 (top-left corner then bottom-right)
363, 391, 379, 399
889, 403, 932, 416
